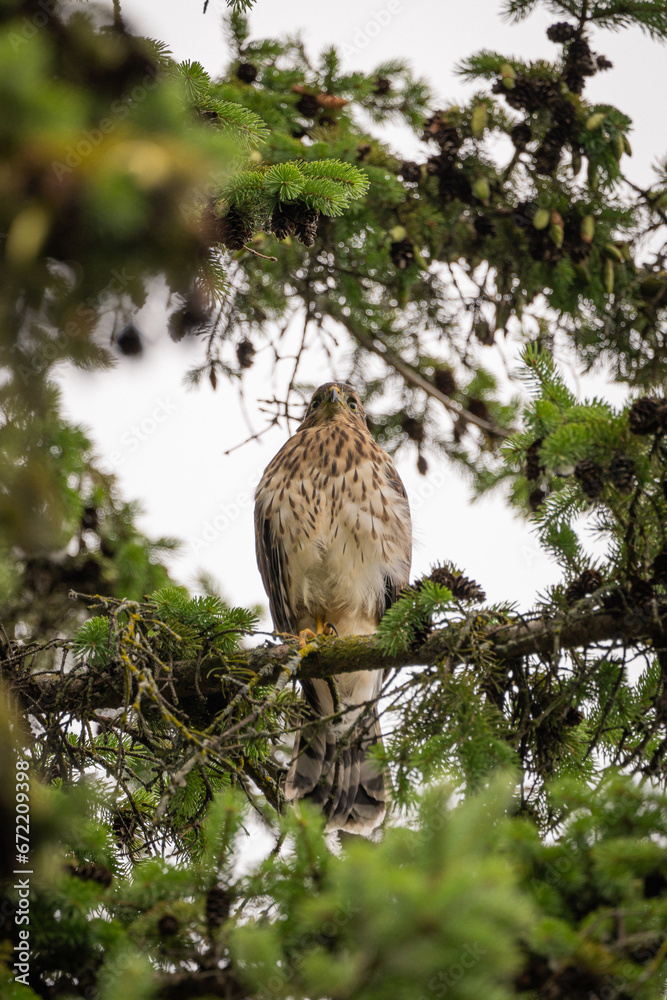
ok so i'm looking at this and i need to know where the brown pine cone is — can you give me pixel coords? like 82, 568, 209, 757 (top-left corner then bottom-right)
510, 121, 532, 149
206, 886, 231, 929
419, 564, 486, 603
236, 62, 258, 83
651, 549, 667, 586
574, 458, 604, 500
525, 439, 544, 481
546, 22, 576, 43
390, 238, 415, 270
608, 455, 635, 493
216, 208, 254, 251
628, 397, 661, 435
158, 914, 180, 936
399, 160, 422, 184
434, 367, 456, 396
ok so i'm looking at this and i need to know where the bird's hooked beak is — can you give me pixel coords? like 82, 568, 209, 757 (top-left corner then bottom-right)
329, 385, 341, 404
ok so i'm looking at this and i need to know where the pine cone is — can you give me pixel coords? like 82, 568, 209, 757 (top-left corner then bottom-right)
434, 367, 456, 396
437, 165, 472, 203
206, 886, 231, 929
510, 121, 532, 149
628, 397, 661, 434
270, 203, 297, 241
596, 55, 613, 71
493, 76, 561, 114
217, 208, 254, 251
296, 93, 320, 118
236, 62, 258, 83
564, 38, 597, 93
608, 455, 635, 492
546, 22, 576, 43
417, 453, 428, 475
534, 126, 565, 175
292, 204, 319, 246
563, 705, 584, 726
466, 397, 490, 422
529, 486, 548, 511
420, 564, 486, 603
421, 113, 463, 158
574, 458, 604, 500
473, 213, 496, 238
525, 439, 544, 481
374, 76, 391, 95
158, 914, 180, 936
390, 238, 415, 270
630, 577, 654, 606
564, 569, 602, 605
116, 324, 143, 356
399, 160, 422, 184
401, 416, 425, 443
72, 862, 113, 887
651, 549, 667, 586
643, 870, 667, 899
236, 338, 255, 370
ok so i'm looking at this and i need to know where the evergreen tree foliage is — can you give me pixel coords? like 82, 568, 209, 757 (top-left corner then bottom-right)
3, 0, 667, 998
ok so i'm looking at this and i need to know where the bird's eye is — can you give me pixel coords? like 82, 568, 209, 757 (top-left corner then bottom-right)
311, 399, 320, 410
347, 399, 358, 411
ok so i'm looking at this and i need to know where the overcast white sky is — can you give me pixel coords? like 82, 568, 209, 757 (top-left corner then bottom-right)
58, 0, 667, 624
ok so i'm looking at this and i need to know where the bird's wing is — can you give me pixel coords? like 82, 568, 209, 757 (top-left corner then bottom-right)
379, 458, 412, 615
254, 506, 294, 634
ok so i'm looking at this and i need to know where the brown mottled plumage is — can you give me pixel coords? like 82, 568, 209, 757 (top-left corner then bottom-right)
254, 383, 412, 834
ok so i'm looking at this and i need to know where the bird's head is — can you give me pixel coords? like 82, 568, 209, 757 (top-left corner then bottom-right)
300, 382, 367, 429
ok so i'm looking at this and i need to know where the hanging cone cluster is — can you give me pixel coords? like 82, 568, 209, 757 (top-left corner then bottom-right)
574, 458, 604, 500
217, 207, 254, 251
629, 397, 667, 435
563, 37, 598, 94
421, 112, 463, 156
421, 111, 472, 204
525, 439, 544, 481
493, 74, 577, 176
565, 569, 603, 605
390, 237, 415, 269
269, 201, 320, 246
608, 455, 635, 492
417, 563, 486, 603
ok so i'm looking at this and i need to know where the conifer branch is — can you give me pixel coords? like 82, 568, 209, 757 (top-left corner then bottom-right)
7, 603, 660, 714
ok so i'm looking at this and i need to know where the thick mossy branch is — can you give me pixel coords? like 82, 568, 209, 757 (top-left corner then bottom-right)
7, 603, 661, 714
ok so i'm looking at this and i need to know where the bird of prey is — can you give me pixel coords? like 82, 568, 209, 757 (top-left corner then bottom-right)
254, 382, 412, 834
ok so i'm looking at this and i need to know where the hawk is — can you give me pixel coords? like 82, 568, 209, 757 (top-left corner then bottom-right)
254, 383, 412, 834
